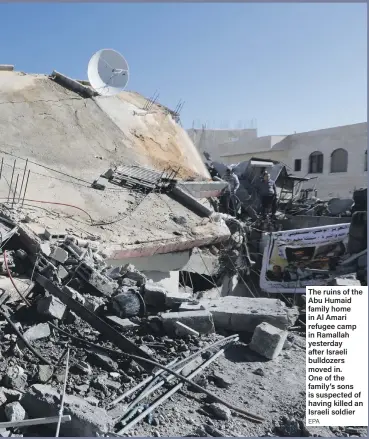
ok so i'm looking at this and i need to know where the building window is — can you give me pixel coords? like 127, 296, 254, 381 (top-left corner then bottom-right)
365, 151, 367, 172
309, 151, 324, 173
294, 159, 302, 172
330, 148, 348, 173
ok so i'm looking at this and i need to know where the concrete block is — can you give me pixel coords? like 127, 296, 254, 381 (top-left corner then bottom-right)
37, 296, 66, 320
4, 402, 26, 422
23, 323, 50, 342
50, 247, 68, 264
144, 283, 167, 308
57, 265, 69, 280
4, 366, 27, 390
44, 229, 66, 241
21, 384, 114, 436
209, 403, 232, 421
161, 310, 215, 335
37, 365, 54, 383
249, 322, 288, 360
199, 296, 299, 333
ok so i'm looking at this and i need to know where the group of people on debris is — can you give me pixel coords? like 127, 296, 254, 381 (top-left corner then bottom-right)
221, 166, 278, 218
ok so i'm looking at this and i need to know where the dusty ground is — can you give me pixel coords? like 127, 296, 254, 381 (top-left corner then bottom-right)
127, 335, 306, 437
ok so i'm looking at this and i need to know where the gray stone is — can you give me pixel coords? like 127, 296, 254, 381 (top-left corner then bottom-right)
4, 402, 26, 422
0, 387, 22, 403
208, 402, 232, 421
4, 366, 27, 390
22, 384, 114, 436
210, 372, 232, 389
105, 315, 139, 329
199, 296, 299, 333
50, 247, 68, 264
144, 283, 167, 308
249, 322, 288, 360
37, 296, 66, 320
37, 365, 54, 383
88, 352, 118, 371
23, 323, 50, 342
165, 292, 193, 309
161, 310, 215, 335
84, 295, 104, 312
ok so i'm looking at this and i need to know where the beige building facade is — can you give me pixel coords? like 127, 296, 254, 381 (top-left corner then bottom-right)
219, 123, 367, 200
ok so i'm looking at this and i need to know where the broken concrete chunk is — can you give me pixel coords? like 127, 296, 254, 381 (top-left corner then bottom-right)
122, 264, 147, 286
74, 361, 92, 375
63, 286, 86, 305
4, 402, 27, 422
37, 296, 66, 320
3, 366, 27, 390
199, 296, 299, 333
39, 243, 51, 257
209, 372, 232, 389
37, 365, 54, 383
111, 291, 142, 318
161, 310, 215, 335
0, 391, 7, 406
50, 247, 68, 264
0, 387, 22, 403
23, 323, 50, 342
249, 322, 288, 360
105, 315, 139, 329
22, 384, 114, 436
208, 402, 232, 421
144, 283, 167, 308
88, 352, 118, 371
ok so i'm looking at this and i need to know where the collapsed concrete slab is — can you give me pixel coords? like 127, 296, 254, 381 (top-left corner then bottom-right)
21, 384, 114, 436
161, 310, 215, 335
199, 296, 299, 332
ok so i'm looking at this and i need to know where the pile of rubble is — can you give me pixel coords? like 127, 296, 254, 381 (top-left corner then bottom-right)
0, 206, 316, 437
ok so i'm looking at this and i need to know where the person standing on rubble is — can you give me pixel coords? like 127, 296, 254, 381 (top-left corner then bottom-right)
258, 171, 277, 218
222, 166, 240, 215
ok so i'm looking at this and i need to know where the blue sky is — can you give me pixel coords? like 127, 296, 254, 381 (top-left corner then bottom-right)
0, 3, 366, 135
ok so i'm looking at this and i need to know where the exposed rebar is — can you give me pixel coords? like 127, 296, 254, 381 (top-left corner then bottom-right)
12, 174, 19, 208
21, 169, 30, 207
56, 346, 70, 437
7, 159, 16, 204
18, 158, 28, 202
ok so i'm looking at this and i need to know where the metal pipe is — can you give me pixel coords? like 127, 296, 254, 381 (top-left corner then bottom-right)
109, 357, 179, 407
7, 159, 16, 203
21, 169, 30, 207
18, 158, 28, 202
12, 174, 19, 208
0, 158, 3, 180
109, 335, 239, 409
120, 355, 202, 422
117, 346, 231, 435
0, 415, 71, 429
56, 346, 70, 437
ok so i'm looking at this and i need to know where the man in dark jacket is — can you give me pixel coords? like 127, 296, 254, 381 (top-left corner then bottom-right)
258, 171, 277, 218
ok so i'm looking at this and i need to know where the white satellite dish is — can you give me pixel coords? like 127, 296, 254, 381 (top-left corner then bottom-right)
88, 49, 129, 96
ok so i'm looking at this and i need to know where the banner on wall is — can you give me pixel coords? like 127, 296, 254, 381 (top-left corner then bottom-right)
260, 223, 351, 293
